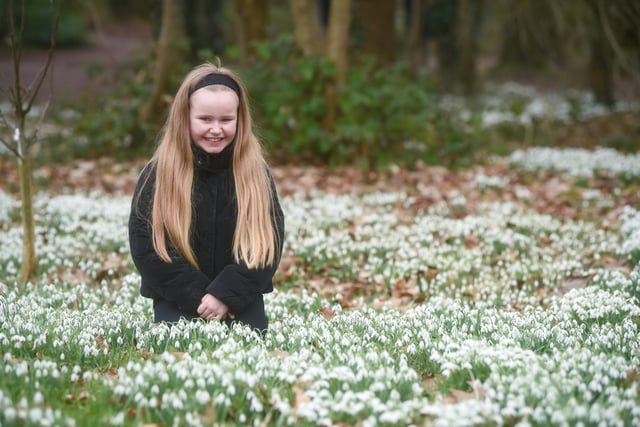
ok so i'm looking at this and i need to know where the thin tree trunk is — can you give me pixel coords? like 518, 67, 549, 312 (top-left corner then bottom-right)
456, 0, 482, 95
0, 0, 58, 285
18, 156, 37, 283
324, 0, 352, 130
235, 0, 268, 63
139, 0, 183, 125
586, 0, 616, 106
587, 24, 615, 106
355, 0, 396, 65
290, 0, 323, 56
409, 0, 427, 79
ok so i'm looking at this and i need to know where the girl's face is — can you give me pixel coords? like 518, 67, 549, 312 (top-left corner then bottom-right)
189, 87, 239, 154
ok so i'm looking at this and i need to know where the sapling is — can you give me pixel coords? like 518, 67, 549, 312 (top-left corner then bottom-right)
0, 0, 59, 283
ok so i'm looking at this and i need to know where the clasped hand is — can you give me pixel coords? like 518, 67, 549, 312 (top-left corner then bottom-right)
197, 294, 235, 321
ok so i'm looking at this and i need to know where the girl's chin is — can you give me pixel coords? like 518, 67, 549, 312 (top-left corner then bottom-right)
196, 141, 231, 153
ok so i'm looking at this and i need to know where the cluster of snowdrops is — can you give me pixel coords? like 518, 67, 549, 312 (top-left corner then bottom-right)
0, 147, 639, 426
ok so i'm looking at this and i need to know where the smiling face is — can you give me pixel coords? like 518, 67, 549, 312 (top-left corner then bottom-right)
189, 86, 239, 154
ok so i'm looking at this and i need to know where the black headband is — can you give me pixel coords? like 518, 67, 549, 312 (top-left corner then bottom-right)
189, 73, 241, 97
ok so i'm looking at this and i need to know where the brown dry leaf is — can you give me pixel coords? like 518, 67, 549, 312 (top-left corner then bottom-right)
393, 277, 418, 298
278, 256, 301, 273
319, 306, 335, 319
338, 282, 362, 307
464, 234, 480, 249
556, 275, 593, 296
95, 335, 106, 349
65, 390, 94, 405
103, 368, 119, 380
293, 385, 310, 408
536, 287, 549, 299
541, 177, 571, 201
390, 296, 413, 308
422, 267, 439, 281
444, 381, 486, 403
270, 350, 290, 360
199, 405, 218, 424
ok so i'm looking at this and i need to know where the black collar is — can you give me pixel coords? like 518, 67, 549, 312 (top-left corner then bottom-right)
193, 142, 234, 172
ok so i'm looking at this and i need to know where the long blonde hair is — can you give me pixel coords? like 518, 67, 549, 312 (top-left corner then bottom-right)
149, 63, 278, 269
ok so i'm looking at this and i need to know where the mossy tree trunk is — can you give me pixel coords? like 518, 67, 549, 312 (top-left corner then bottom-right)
289, 0, 323, 56
323, 0, 352, 130
139, 0, 187, 127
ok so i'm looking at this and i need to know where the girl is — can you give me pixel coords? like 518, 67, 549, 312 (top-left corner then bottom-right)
128, 63, 285, 332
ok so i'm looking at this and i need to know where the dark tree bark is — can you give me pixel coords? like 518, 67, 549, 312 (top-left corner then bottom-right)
234, 0, 268, 63
324, 0, 352, 129
354, 0, 396, 65
408, 0, 428, 78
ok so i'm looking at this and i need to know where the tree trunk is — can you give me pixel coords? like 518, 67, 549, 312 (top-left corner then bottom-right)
18, 156, 37, 283
354, 0, 396, 65
456, 0, 483, 95
409, 0, 427, 78
184, 0, 225, 57
290, 0, 323, 56
235, 0, 268, 63
497, 0, 561, 68
324, 0, 352, 130
587, 17, 615, 106
139, 0, 185, 126
433, 0, 458, 90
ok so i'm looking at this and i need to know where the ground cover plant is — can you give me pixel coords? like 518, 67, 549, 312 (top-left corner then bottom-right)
0, 145, 639, 426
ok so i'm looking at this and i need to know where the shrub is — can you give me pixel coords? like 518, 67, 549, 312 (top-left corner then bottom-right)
238, 36, 485, 168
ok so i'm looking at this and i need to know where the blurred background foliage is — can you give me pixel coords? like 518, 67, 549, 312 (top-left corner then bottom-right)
0, 0, 638, 168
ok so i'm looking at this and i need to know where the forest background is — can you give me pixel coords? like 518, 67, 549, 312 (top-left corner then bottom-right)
1, 0, 638, 172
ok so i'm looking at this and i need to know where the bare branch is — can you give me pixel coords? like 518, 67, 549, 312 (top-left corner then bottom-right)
0, 112, 21, 157
25, 0, 60, 115
0, 137, 22, 158
7, 0, 24, 117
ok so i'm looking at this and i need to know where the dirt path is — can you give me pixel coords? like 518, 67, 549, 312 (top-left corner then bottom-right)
0, 20, 152, 104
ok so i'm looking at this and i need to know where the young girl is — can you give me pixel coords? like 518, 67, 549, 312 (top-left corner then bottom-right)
128, 63, 285, 331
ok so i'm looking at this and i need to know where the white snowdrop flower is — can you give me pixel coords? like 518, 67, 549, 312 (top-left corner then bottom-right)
195, 389, 210, 405
214, 393, 226, 405
148, 397, 158, 408
108, 412, 125, 425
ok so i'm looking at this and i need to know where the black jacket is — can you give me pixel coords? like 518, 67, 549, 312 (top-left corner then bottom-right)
128, 144, 285, 315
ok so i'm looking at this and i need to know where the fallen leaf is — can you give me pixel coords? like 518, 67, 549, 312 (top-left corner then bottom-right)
319, 306, 335, 319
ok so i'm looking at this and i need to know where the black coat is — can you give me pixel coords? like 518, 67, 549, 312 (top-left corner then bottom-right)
128, 144, 285, 316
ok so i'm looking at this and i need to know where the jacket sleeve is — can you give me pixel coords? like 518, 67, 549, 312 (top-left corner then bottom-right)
128, 164, 208, 314
205, 177, 285, 314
